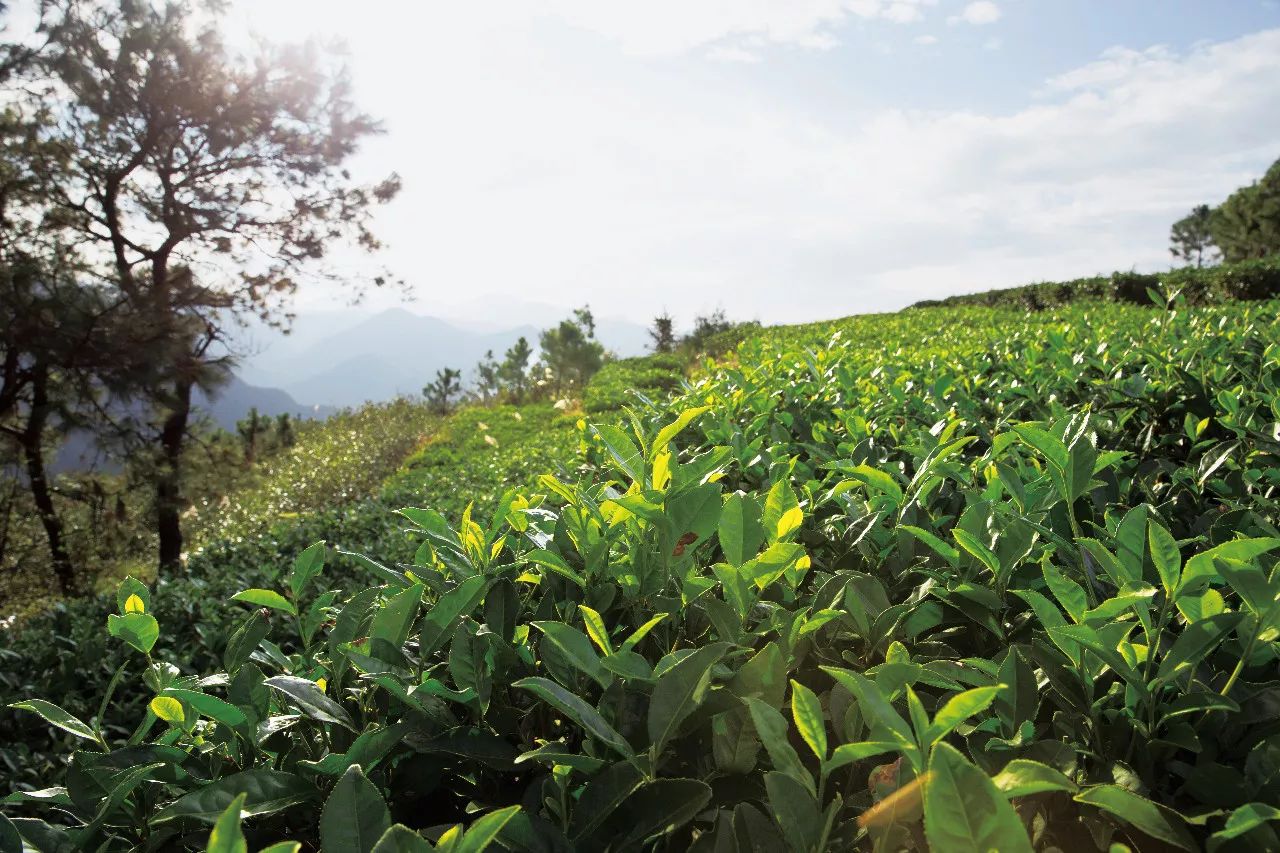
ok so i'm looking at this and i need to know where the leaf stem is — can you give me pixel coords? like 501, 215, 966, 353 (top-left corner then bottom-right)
93, 660, 128, 751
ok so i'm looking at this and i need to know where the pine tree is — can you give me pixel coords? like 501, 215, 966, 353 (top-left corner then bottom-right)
649, 312, 676, 353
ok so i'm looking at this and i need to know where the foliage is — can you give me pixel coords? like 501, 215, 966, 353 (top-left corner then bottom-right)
1, 0, 400, 574
498, 338, 534, 404
682, 309, 734, 352
1169, 203, 1217, 267
582, 354, 686, 414
0, 399, 437, 621
0, 404, 575, 791
1211, 157, 1280, 263
649, 313, 676, 354
424, 369, 464, 416
7, 299, 1280, 850
538, 307, 605, 396
910, 256, 1280, 310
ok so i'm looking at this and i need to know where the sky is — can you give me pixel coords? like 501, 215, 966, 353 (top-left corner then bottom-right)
126, 2, 1280, 325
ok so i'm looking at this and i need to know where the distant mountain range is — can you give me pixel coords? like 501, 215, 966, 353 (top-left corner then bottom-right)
230, 305, 650, 409
52, 305, 650, 472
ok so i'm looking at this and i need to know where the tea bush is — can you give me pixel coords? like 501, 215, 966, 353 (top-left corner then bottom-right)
910, 256, 1280, 311
583, 354, 686, 415
5, 300, 1280, 851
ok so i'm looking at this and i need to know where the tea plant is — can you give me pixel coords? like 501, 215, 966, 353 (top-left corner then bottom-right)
6, 299, 1280, 850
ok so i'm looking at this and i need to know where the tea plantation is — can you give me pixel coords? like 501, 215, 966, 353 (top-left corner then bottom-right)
5, 293, 1280, 851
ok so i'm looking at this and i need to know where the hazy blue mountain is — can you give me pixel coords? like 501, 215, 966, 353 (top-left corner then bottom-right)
194, 376, 337, 432
52, 376, 333, 473
233, 306, 650, 408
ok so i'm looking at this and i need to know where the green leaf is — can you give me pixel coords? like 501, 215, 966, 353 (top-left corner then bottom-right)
1042, 560, 1087, 623
789, 680, 827, 762
154, 770, 315, 823
1079, 538, 1132, 587
419, 575, 491, 657
115, 576, 151, 615
611, 779, 712, 849
1148, 523, 1182, 596
0, 815, 23, 853
924, 742, 1033, 853
954, 529, 1001, 578
7, 700, 97, 742
827, 741, 899, 772
712, 708, 760, 774
900, 525, 960, 568
991, 760, 1078, 798
994, 647, 1038, 735
533, 620, 611, 689
321, 765, 391, 853
821, 667, 919, 769
1074, 785, 1195, 851
620, 613, 668, 653
230, 589, 296, 616
298, 723, 412, 778
648, 642, 731, 755
846, 463, 904, 506
289, 541, 327, 599
719, 492, 765, 566
762, 479, 802, 544
729, 641, 787, 708
1115, 505, 1149, 586
369, 582, 424, 652
652, 407, 710, 456
164, 689, 248, 727
569, 761, 646, 841
764, 771, 822, 853
150, 696, 186, 725
593, 423, 644, 484
1011, 424, 1068, 474
1180, 538, 1280, 595
1210, 803, 1280, 844
523, 549, 586, 588
926, 686, 1001, 745
106, 612, 160, 654
206, 793, 248, 853
578, 605, 613, 655
741, 542, 808, 590
512, 676, 633, 758
1155, 612, 1243, 683
265, 675, 356, 730
744, 697, 815, 795
1216, 560, 1279, 616
1083, 588, 1157, 624
371, 825, 432, 853
454, 806, 520, 853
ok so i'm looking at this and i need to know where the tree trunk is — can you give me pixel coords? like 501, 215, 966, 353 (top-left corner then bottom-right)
156, 377, 192, 572
21, 366, 76, 594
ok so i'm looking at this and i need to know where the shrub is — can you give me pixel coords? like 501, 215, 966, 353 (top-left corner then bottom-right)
7, 300, 1280, 850
911, 257, 1280, 310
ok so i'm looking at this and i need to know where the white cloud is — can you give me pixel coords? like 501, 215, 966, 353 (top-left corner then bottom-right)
983, 36, 1003, 50
538, 0, 939, 56
707, 45, 763, 63
949, 1, 1002, 25
219, 4, 1280, 322
914, 34, 939, 45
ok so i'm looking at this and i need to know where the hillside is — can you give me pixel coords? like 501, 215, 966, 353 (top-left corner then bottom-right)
4, 295, 1280, 851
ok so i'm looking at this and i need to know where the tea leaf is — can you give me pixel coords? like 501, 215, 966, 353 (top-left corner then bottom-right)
321, 766, 391, 853
1074, 785, 1196, 850
512, 676, 633, 758
924, 742, 1032, 853
230, 589, 296, 616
